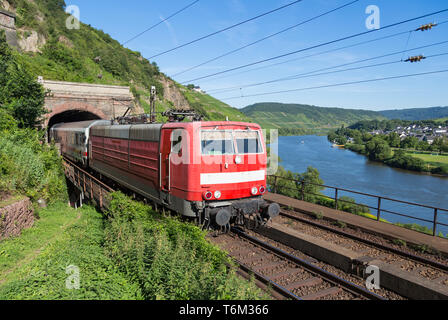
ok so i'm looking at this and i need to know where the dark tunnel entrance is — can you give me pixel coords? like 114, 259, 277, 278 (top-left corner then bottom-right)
47, 109, 103, 141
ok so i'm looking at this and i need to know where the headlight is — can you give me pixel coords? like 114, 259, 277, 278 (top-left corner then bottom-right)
251, 187, 258, 195
235, 156, 242, 164
214, 191, 222, 199
259, 185, 266, 194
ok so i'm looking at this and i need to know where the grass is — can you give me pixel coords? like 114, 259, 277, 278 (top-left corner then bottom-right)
405, 152, 448, 166
0, 202, 78, 275
0, 202, 141, 299
0, 195, 266, 300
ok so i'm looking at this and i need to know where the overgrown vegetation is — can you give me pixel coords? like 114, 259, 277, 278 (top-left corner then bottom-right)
104, 192, 264, 300
0, 204, 143, 299
0, 127, 67, 203
0, 30, 46, 127
0, 195, 266, 300
0, 32, 66, 203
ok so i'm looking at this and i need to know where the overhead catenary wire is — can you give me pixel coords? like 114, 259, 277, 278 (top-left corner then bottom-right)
203, 29, 417, 85
180, 8, 448, 84
148, 0, 305, 60
203, 20, 448, 84
219, 69, 448, 100
122, 0, 200, 46
170, 0, 359, 77
209, 40, 448, 95
216, 52, 448, 96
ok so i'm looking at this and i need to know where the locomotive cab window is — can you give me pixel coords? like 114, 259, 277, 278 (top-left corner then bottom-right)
171, 129, 184, 154
234, 131, 263, 154
201, 131, 234, 155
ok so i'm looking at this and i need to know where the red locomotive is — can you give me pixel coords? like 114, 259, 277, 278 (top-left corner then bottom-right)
50, 117, 279, 229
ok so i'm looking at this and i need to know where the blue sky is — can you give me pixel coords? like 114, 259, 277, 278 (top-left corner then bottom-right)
65, 0, 448, 111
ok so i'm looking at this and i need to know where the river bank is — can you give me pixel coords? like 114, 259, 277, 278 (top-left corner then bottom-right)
343, 142, 448, 177
275, 135, 448, 235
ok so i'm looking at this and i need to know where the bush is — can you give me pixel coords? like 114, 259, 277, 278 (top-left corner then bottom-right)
0, 33, 46, 128
385, 153, 426, 172
104, 192, 264, 300
0, 126, 67, 203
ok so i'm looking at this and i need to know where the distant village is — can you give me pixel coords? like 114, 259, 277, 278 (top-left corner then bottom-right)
368, 124, 448, 145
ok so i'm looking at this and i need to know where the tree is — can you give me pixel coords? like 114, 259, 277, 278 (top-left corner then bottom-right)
431, 137, 448, 153
387, 132, 401, 148
0, 32, 46, 128
416, 140, 430, 151
400, 136, 419, 149
297, 166, 324, 202
365, 137, 392, 161
335, 135, 347, 145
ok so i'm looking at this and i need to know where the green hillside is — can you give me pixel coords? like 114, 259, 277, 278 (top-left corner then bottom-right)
2, 0, 249, 122
379, 106, 448, 120
177, 85, 251, 122
241, 102, 386, 134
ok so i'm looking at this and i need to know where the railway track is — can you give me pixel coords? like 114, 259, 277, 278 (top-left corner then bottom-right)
276, 209, 448, 283
212, 228, 386, 300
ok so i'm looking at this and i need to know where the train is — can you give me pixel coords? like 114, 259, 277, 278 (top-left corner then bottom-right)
50, 119, 280, 230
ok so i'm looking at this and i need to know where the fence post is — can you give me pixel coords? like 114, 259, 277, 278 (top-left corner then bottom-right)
334, 188, 338, 210
301, 181, 305, 201
273, 176, 278, 194
433, 208, 438, 236
377, 197, 381, 221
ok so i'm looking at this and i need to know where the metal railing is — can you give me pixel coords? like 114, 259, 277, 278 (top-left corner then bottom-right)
268, 175, 448, 237
63, 158, 114, 210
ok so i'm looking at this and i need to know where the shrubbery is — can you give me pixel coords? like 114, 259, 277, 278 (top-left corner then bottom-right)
0, 126, 67, 203
1, 31, 46, 128
104, 192, 264, 300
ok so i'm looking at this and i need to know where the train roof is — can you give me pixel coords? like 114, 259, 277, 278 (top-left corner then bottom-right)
51, 120, 111, 131
90, 123, 163, 141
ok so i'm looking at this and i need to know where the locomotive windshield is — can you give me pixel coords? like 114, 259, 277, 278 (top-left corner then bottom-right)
201, 130, 263, 155
201, 131, 234, 155
234, 131, 263, 154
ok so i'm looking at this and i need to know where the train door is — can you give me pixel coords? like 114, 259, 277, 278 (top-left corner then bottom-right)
160, 128, 186, 195
160, 128, 172, 192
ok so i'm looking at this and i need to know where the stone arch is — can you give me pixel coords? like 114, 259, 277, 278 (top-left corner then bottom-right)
44, 101, 107, 128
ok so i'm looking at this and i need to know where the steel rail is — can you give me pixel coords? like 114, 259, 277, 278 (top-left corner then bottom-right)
279, 210, 448, 272
231, 259, 302, 300
231, 227, 386, 300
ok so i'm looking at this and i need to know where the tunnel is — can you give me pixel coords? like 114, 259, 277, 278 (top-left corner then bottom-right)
46, 109, 103, 141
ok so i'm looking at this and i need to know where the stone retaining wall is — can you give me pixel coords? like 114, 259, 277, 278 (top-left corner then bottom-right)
0, 197, 34, 240
0, 8, 17, 48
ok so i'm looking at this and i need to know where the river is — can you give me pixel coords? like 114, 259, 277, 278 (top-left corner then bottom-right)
274, 135, 448, 235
